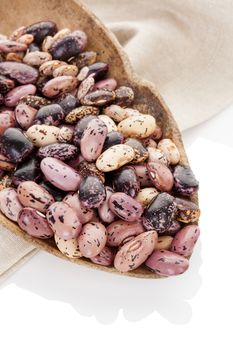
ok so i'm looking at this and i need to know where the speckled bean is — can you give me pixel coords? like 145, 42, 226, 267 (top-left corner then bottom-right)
98, 114, 117, 133
65, 106, 99, 124
90, 246, 114, 266
135, 187, 159, 207
81, 89, 115, 106
63, 192, 95, 224
77, 76, 95, 100
23, 51, 52, 66
40, 157, 82, 191
73, 115, 97, 145
18, 207, 54, 239
118, 114, 156, 138
0, 153, 15, 171
0, 40, 27, 53
57, 125, 74, 142
69, 51, 97, 69
171, 224, 200, 257
24, 21, 57, 44
145, 249, 189, 276
17, 181, 54, 213
114, 86, 134, 106
143, 193, 176, 234
147, 161, 174, 191
0, 111, 15, 135
53, 64, 78, 78
15, 103, 37, 129
17, 34, 34, 45
39, 60, 67, 76
77, 161, 105, 183
0, 187, 23, 221
79, 175, 106, 208
0, 61, 38, 84
173, 165, 199, 196
42, 76, 78, 98
114, 230, 157, 272
96, 144, 135, 172
109, 192, 143, 222
35, 104, 64, 126
107, 220, 144, 247
78, 221, 107, 258
47, 201, 82, 239
103, 104, 127, 122
49, 30, 87, 61
93, 78, 117, 91
133, 165, 153, 187
124, 138, 148, 164
158, 139, 180, 165
175, 197, 200, 223
38, 143, 78, 161
26, 124, 60, 146
147, 147, 168, 165
112, 166, 140, 197
80, 118, 108, 162
54, 234, 82, 259
0, 75, 15, 94
102, 131, 124, 151
20, 95, 51, 109
4, 84, 36, 107
98, 186, 115, 223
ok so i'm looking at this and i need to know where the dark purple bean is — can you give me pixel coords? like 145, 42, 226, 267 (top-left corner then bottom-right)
0, 75, 15, 94
143, 192, 176, 234
103, 131, 124, 151
87, 62, 108, 81
55, 93, 78, 115
115, 86, 134, 106
0, 62, 39, 84
39, 179, 66, 201
49, 30, 87, 61
12, 156, 41, 185
112, 166, 140, 197
73, 115, 97, 146
35, 104, 64, 126
164, 220, 181, 236
38, 143, 78, 161
0, 93, 3, 105
124, 138, 148, 163
24, 21, 57, 43
173, 165, 199, 196
79, 175, 106, 208
1, 128, 34, 163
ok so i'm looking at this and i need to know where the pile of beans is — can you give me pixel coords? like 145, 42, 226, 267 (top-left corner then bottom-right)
0, 21, 200, 277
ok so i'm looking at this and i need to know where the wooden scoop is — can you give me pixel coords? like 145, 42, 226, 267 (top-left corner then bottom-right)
0, 0, 195, 278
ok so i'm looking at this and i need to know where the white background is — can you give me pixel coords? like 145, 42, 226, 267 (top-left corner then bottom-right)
0, 104, 233, 350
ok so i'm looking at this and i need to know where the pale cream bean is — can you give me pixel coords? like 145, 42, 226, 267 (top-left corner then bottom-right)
98, 114, 117, 132
52, 28, 71, 42
26, 124, 60, 147
158, 138, 180, 165
17, 34, 34, 45
96, 144, 135, 172
54, 234, 82, 259
23, 51, 52, 66
39, 60, 67, 76
135, 187, 159, 207
118, 114, 156, 138
103, 104, 127, 122
53, 64, 78, 77
41, 36, 54, 52
147, 147, 168, 165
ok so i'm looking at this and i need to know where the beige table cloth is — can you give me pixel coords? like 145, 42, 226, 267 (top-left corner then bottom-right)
1, 0, 233, 281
